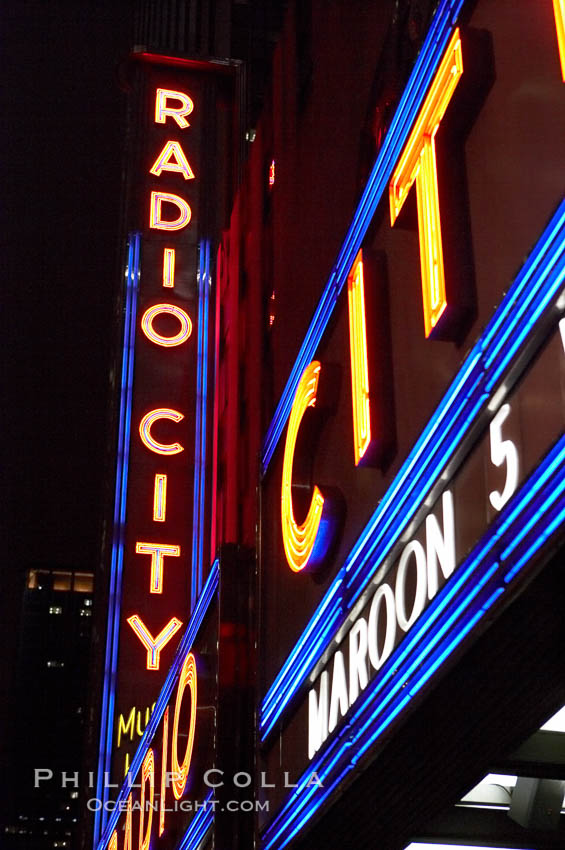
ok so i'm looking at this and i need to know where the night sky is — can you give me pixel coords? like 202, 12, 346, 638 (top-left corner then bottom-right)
2, 0, 134, 740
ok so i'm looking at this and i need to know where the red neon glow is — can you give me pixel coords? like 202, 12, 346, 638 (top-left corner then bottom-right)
347, 252, 372, 465
159, 706, 169, 837
139, 408, 184, 455
163, 248, 175, 288
389, 28, 463, 337
281, 361, 325, 572
135, 542, 180, 594
155, 88, 194, 128
141, 303, 192, 347
127, 615, 183, 670
150, 191, 192, 231
150, 140, 195, 180
138, 748, 155, 850
554, 0, 565, 80
269, 159, 276, 187
171, 652, 197, 800
153, 474, 167, 522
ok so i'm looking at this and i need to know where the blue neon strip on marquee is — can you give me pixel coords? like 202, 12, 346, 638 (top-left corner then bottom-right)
191, 240, 211, 609
262, 439, 565, 849
260, 197, 565, 739
96, 561, 219, 850
261, 0, 466, 476
94, 234, 141, 843
178, 791, 215, 850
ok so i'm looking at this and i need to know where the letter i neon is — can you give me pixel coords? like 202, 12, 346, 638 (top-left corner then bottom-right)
163, 248, 175, 288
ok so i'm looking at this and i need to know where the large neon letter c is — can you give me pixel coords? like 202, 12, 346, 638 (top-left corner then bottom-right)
281, 361, 333, 572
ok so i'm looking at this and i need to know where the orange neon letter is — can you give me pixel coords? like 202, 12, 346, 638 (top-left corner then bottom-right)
163, 248, 175, 288
389, 28, 463, 337
171, 652, 197, 800
281, 361, 333, 572
108, 832, 117, 850
139, 748, 155, 850
127, 616, 183, 670
139, 408, 184, 455
347, 251, 372, 466
159, 707, 169, 837
124, 793, 132, 850
141, 303, 192, 347
155, 88, 194, 128
150, 191, 192, 231
554, 0, 565, 80
135, 542, 180, 594
150, 140, 195, 180
153, 474, 167, 522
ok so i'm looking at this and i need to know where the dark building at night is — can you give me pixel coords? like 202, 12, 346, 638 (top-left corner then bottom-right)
89, 2, 565, 850
2, 568, 94, 850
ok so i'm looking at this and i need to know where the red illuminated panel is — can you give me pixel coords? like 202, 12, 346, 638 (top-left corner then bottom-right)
150, 191, 192, 231
347, 251, 372, 466
389, 28, 463, 337
281, 361, 326, 572
150, 140, 196, 180
139, 408, 184, 455
139, 748, 155, 850
163, 248, 175, 288
127, 615, 183, 670
171, 652, 197, 800
141, 303, 192, 347
554, 0, 565, 80
155, 88, 194, 127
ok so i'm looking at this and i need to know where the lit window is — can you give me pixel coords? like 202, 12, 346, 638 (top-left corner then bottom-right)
70, 792, 78, 800
84, 598, 92, 607
49, 606, 62, 615
73, 573, 93, 593
46, 660, 65, 669
80, 609, 92, 617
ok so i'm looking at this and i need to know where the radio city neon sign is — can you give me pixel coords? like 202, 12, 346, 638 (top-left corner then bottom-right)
281, 18, 565, 574
127, 87, 197, 670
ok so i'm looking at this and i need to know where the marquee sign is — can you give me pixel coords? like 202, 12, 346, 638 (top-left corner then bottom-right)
95, 53, 233, 842
258, 1, 565, 846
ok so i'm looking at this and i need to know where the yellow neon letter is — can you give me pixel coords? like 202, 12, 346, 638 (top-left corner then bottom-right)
150, 140, 195, 180
155, 88, 194, 128
109, 832, 117, 850
127, 616, 183, 670
138, 748, 154, 850
389, 28, 463, 337
171, 652, 197, 800
135, 542, 180, 594
150, 191, 192, 231
153, 474, 167, 522
139, 408, 184, 455
554, 0, 565, 80
159, 706, 169, 837
281, 361, 331, 572
141, 303, 192, 347
163, 248, 175, 288
347, 251, 372, 466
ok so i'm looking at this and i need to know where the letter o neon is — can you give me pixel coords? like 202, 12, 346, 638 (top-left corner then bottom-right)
171, 652, 197, 800
141, 304, 192, 347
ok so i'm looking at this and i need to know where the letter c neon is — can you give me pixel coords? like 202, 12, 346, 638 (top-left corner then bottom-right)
139, 408, 184, 455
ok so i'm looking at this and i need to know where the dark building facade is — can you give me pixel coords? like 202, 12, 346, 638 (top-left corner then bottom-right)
2, 568, 94, 850
91, 2, 565, 850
